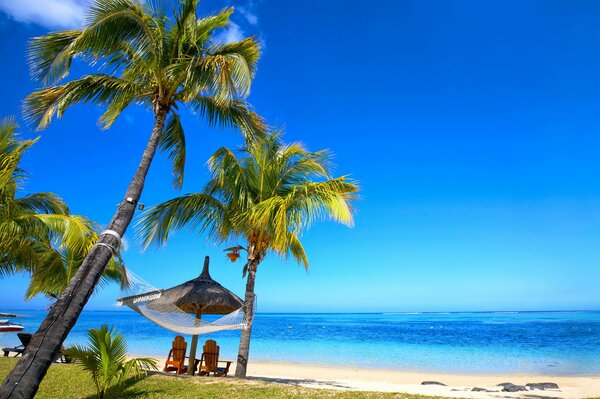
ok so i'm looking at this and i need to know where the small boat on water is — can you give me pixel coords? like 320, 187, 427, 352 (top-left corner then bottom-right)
0, 320, 24, 333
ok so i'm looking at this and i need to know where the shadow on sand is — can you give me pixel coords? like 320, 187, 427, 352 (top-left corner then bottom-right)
246, 375, 353, 390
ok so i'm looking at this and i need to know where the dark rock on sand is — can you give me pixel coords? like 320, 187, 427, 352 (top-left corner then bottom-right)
527, 382, 559, 390
421, 381, 447, 386
472, 387, 499, 392
501, 384, 528, 392
497, 382, 514, 387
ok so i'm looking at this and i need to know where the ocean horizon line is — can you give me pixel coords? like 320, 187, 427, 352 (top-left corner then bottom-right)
4, 308, 600, 315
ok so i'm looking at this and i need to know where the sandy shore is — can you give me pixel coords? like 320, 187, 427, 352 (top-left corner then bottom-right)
145, 356, 600, 399
243, 361, 600, 398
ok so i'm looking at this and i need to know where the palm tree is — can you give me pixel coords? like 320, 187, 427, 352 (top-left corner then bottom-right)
65, 324, 157, 399
0, 117, 127, 299
138, 132, 359, 378
1, 1, 264, 397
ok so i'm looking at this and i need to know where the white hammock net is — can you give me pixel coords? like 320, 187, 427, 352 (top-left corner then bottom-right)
116, 270, 254, 335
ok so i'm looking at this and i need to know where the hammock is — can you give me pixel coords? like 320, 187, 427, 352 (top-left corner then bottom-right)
117, 270, 253, 335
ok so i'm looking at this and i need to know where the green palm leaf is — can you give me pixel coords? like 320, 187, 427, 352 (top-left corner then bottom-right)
14, 193, 69, 215
138, 193, 227, 248
159, 112, 186, 189
24, 75, 143, 130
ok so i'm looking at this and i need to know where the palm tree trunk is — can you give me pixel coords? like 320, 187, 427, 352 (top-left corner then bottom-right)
0, 107, 170, 399
234, 261, 258, 378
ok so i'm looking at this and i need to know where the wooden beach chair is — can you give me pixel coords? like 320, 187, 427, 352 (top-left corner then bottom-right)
164, 336, 188, 374
2, 333, 72, 363
2, 333, 31, 357
197, 339, 232, 377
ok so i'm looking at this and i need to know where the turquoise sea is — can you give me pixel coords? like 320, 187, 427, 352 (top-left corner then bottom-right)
1, 310, 599, 375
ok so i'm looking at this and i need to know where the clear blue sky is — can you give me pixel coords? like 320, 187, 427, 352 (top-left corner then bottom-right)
0, 0, 599, 312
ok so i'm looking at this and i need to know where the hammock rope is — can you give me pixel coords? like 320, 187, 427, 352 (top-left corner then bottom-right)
117, 269, 254, 335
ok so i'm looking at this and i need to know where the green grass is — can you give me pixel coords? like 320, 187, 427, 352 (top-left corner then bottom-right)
0, 358, 448, 399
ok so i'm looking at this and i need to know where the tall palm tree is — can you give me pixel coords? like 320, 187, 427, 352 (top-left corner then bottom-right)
138, 132, 359, 378
0, 117, 127, 297
1, 1, 264, 397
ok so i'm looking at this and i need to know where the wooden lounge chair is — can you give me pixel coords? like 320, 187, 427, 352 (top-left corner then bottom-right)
2, 333, 71, 363
197, 339, 231, 377
164, 336, 188, 374
2, 333, 31, 357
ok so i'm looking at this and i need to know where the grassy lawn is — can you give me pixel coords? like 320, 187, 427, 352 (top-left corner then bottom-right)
0, 358, 447, 399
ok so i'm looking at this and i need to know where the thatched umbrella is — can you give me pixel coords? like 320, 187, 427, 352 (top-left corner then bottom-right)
160, 256, 243, 375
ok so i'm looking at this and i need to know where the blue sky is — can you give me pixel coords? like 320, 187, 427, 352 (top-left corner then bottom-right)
0, 0, 599, 312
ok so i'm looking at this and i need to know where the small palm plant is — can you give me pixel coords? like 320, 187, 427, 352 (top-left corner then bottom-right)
65, 325, 157, 399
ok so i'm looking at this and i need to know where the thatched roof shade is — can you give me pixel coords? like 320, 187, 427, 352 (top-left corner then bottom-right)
158, 256, 243, 315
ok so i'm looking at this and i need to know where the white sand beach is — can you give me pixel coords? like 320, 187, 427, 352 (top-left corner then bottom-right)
144, 356, 600, 399
241, 361, 600, 399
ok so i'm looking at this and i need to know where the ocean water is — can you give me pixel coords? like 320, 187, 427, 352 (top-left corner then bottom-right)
1, 310, 600, 375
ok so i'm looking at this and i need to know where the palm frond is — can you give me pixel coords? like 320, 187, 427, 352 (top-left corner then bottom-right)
0, 118, 38, 189
24, 245, 67, 300
0, 235, 39, 277
159, 111, 186, 189
100, 258, 130, 291
34, 214, 97, 254
285, 178, 359, 228
194, 7, 233, 47
15, 193, 69, 215
282, 231, 308, 269
207, 36, 261, 80
190, 96, 266, 139
122, 357, 158, 378
137, 193, 227, 248
28, 30, 81, 85
167, 0, 199, 58
23, 74, 142, 130
81, 0, 160, 61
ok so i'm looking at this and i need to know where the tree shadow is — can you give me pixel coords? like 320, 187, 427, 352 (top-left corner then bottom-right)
82, 372, 166, 399
246, 375, 354, 390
